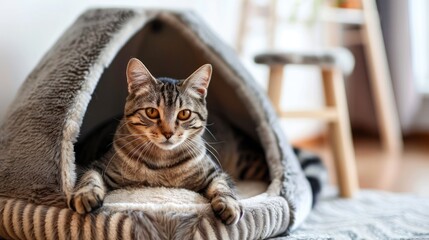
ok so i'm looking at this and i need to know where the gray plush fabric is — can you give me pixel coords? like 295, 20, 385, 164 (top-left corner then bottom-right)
0, 8, 312, 239
0, 9, 140, 206
275, 190, 429, 239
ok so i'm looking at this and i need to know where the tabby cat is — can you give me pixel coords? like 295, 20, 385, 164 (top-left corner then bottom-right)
70, 58, 243, 225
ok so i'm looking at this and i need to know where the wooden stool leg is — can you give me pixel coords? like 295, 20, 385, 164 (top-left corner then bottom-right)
267, 65, 285, 113
322, 68, 359, 198
361, 0, 403, 154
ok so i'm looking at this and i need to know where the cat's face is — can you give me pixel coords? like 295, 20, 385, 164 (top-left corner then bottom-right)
124, 58, 211, 150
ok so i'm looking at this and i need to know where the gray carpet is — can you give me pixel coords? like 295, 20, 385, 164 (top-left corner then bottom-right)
275, 190, 429, 239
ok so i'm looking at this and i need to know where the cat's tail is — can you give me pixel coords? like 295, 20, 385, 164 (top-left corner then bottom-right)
293, 147, 328, 207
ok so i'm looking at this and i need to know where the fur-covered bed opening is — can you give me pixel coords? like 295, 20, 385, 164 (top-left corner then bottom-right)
0, 11, 313, 238
136, 19, 260, 142
78, 18, 260, 142
0, 10, 304, 239
76, 16, 271, 184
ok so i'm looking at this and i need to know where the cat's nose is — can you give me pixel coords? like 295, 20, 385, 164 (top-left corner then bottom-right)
162, 132, 173, 140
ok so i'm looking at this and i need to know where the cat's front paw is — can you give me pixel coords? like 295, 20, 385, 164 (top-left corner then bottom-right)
69, 185, 105, 214
211, 195, 244, 225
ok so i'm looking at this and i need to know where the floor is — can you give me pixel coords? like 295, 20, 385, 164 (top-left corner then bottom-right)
293, 133, 429, 196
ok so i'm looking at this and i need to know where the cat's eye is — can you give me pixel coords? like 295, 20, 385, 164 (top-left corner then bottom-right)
177, 109, 191, 120
145, 108, 160, 119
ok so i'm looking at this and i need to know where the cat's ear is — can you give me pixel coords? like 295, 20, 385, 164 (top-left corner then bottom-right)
126, 58, 157, 93
183, 64, 212, 98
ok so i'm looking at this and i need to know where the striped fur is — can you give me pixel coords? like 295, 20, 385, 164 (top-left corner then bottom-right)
293, 148, 327, 207
71, 59, 243, 225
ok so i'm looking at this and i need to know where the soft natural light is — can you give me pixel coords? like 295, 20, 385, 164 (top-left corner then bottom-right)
409, 0, 429, 94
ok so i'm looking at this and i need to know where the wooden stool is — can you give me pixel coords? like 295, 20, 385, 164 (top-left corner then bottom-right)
255, 48, 359, 198
237, 0, 403, 155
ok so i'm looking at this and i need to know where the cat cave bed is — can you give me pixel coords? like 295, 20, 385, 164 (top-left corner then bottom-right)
0, 9, 313, 239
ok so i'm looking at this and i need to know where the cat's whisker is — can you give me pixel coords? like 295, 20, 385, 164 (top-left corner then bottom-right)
136, 142, 151, 162
116, 142, 139, 183
202, 140, 224, 144
203, 145, 222, 168
135, 141, 152, 165
188, 137, 222, 168
132, 141, 153, 178
204, 122, 215, 127
103, 136, 143, 178
122, 141, 150, 183
181, 140, 196, 163
201, 138, 220, 157
124, 141, 148, 173
183, 138, 207, 177
126, 142, 148, 173
136, 142, 157, 177
203, 126, 217, 141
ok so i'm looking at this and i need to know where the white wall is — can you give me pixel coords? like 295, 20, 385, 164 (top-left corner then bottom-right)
409, 0, 429, 94
221, 0, 327, 141
0, 0, 240, 119
0, 0, 325, 141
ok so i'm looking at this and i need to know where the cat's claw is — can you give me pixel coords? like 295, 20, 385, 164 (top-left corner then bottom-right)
69, 185, 105, 214
211, 195, 244, 225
